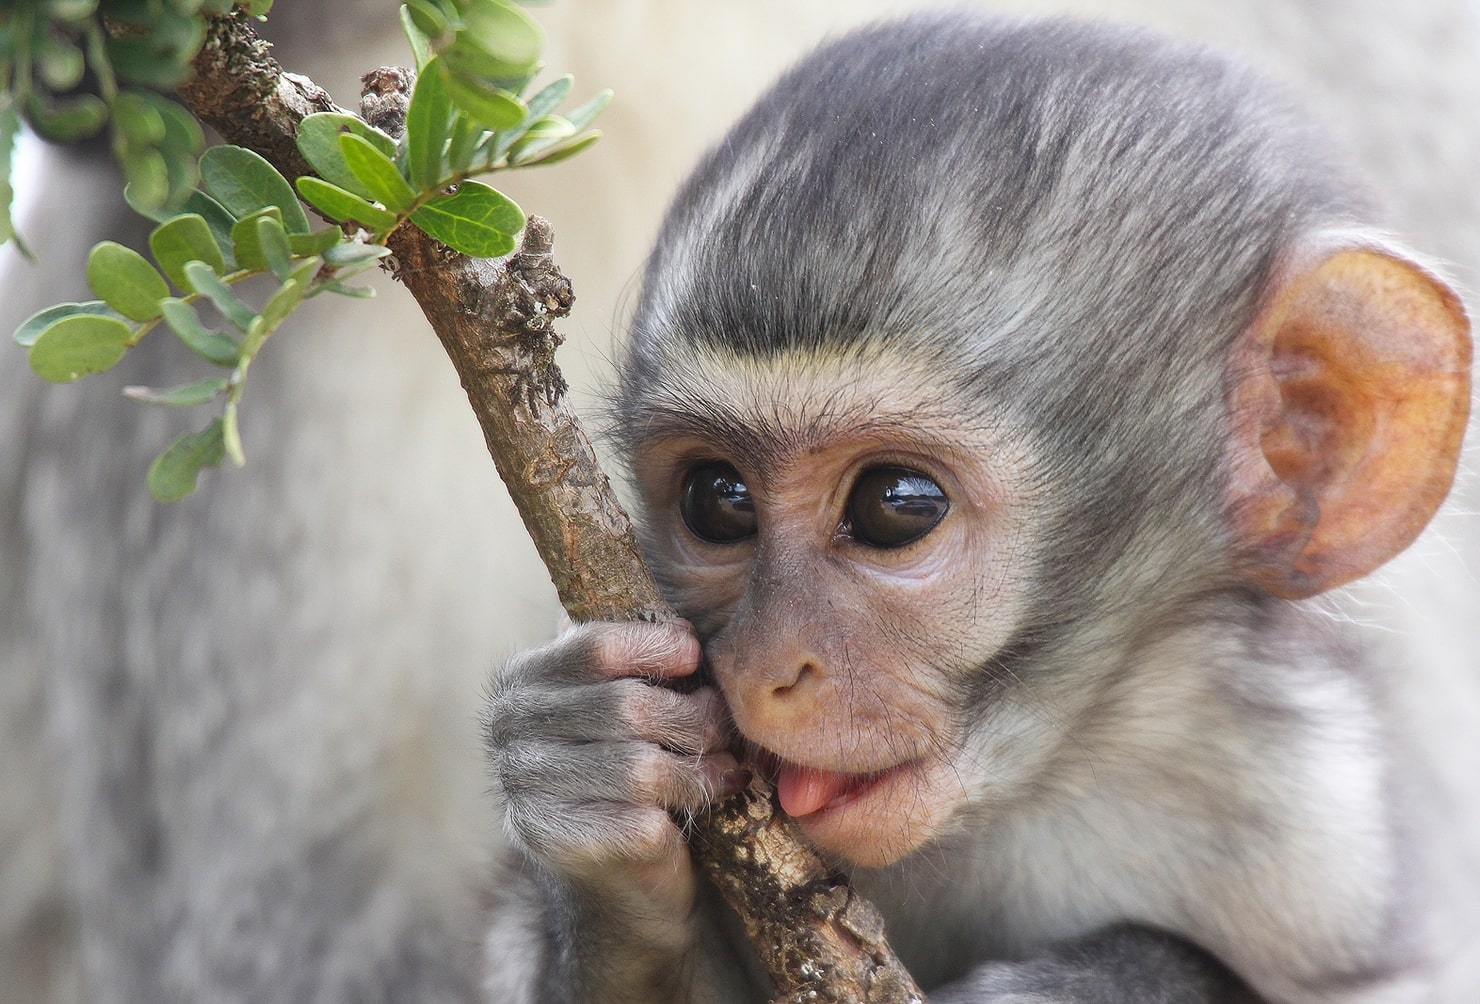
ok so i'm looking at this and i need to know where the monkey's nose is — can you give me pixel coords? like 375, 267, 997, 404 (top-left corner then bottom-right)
768, 661, 819, 699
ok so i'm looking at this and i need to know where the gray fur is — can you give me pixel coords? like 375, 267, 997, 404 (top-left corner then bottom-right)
3, 4, 1477, 1004
620, 14, 1364, 635
481, 11, 1472, 1003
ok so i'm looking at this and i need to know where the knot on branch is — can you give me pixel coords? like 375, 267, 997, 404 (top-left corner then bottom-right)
360, 66, 413, 136
494, 216, 575, 405
509, 216, 574, 325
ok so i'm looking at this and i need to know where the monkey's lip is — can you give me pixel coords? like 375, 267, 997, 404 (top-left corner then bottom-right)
756, 753, 918, 819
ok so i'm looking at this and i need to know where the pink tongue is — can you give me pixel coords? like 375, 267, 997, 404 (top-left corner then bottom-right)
776, 764, 854, 818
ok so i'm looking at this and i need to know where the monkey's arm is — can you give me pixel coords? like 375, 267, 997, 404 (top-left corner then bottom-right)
932, 926, 1253, 1004
484, 621, 746, 1003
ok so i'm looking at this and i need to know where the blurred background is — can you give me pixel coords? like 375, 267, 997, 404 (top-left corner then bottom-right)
2, 1, 1476, 1001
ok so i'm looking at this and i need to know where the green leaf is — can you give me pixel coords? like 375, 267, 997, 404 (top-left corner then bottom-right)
515, 130, 601, 168
45, 0, 98, 21
296, 113, 397, 197
295, 176, 400, 232
407, 57, 455, 190
222, 402, 245, 466
289, 228, 347, 257
410, 181, 523, 257
483, 75, 570, 162
36, 37, 86, 92
102, 0, 155, 23
322, 241, 392, 267
506, 114, 575, 165
28, 314, 134, 383
200, 145, 310, 233
340, 133, 417, 212
183, 260, 257, 332
256, 213, 295, 280
178, 191, 238, 269
113, 91, 167, 148
150, 213, 227, 288
128, 187, 236, 260
459, 0, 544, 75
86, 241, 170, 321
122, 148, 171, 213
148, 419, 226, 501
562, 88, 613, 134
181, 193, 239, 260
229, 207, 286, 273
322, 281, 377, 299
321, 257, 384, 286
144, 94, 205, 209
443, 38, 541, 84
521, 74, 573, 122
255, 257, 319, 338
26, 93, 108, 142
159, 297, 238, 365
444, 72, 526, 130
158, 150, 199, 212
144, 94, 206, 157
106, 27, 202, 87
13, 301, 120, 348
446, 112, 483, 174
123, 377, 228, 406
406, 0, 451, 37
401, 4, 434, 70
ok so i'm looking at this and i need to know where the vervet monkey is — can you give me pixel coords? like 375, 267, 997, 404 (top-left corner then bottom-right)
2, 3, 1476, 1003
483, 11, 1475, 1002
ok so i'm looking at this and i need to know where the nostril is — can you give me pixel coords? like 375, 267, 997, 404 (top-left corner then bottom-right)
770, 662, 816, 699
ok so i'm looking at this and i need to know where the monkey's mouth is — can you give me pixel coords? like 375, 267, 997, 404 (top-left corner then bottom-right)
755, 752, 914, 819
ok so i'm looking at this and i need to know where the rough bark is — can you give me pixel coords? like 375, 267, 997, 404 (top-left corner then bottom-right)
176, 11, 925, 1002
175, 13, 337, 183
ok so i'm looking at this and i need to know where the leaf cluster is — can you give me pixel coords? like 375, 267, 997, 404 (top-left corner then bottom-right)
295, 0, 610, 257
0, 0, 273, 254
13, 144, 386, 500
6, 0, 610, 500
401, 0, 608, 168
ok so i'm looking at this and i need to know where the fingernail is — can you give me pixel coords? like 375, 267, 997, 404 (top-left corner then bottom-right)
720, 766, 752, 796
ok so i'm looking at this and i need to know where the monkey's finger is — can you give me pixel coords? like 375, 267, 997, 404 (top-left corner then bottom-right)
499, 619, 702, 687
588, 619, 704, 682
494, 739, 743, 817
505, 798, 688, 872
625, 683, 731, 755
487, 677, 728, 754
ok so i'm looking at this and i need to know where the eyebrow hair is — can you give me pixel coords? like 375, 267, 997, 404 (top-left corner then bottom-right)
629, 379, 986, 477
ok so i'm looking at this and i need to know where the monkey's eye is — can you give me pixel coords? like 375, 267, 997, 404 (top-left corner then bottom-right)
845, 466, 949, 549
680, 462, 757, 543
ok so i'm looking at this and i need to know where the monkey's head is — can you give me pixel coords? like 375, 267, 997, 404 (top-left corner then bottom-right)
614, 15, 1471, 868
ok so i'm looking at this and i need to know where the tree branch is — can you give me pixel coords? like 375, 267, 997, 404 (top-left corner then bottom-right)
178, 11, 924, 1002
175, 12, 338, 182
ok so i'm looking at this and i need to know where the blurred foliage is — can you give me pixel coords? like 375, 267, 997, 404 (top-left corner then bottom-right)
5, 0, 609, 498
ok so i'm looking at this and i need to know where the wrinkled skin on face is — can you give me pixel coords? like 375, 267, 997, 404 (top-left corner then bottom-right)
631, 352, 1040, 867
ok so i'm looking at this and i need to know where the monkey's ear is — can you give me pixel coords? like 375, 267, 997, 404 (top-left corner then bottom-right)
1227, 246, 1472, 599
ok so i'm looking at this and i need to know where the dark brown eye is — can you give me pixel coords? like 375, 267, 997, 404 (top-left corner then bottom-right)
846, 466, 948, 549
680, 462, 757, 543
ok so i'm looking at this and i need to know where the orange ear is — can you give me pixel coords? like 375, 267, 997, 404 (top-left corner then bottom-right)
1226, 247, 1472, 599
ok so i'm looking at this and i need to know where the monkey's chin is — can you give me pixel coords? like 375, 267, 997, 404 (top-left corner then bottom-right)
761, 755, 948, 868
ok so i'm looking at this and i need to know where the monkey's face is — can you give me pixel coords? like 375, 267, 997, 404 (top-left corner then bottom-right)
630, 348, 1039, 867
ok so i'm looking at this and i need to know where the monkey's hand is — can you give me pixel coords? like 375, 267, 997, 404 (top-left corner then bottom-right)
485, 620, 742, 1000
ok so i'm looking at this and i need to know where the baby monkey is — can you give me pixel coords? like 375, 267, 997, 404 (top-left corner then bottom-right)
484, 12, 1473, 1003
